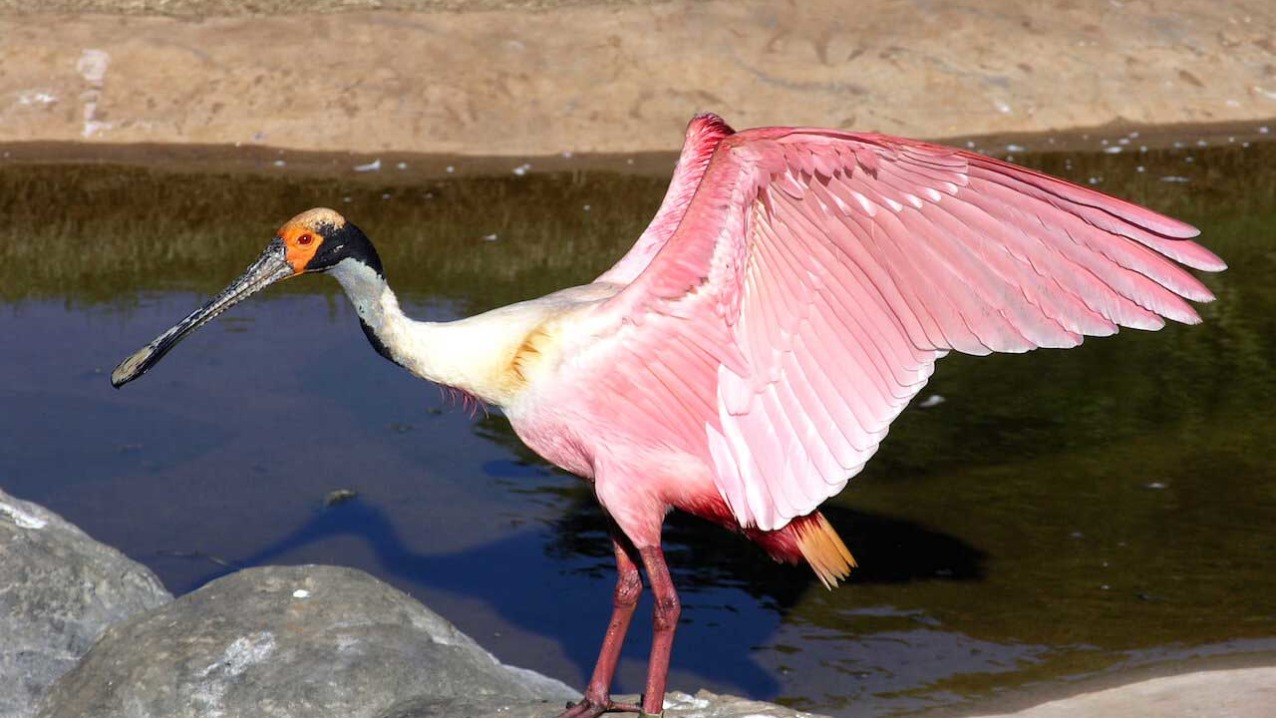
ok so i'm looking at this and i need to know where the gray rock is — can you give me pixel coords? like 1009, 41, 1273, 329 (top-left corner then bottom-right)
658, 691, 832, 718
371, 690, 832, 718
369, 694, 563, 718
35, 564, 579, 718
0, 488, 172, 718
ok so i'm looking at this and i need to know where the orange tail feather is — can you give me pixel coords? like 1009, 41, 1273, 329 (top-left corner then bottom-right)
749, 511, 856, 588
793, 512, 856, 588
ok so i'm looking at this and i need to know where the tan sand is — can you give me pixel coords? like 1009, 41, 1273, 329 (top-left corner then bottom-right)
1, 1, 1273, 156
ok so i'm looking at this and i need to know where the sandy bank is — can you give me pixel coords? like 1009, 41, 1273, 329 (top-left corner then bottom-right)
971, 666, 1276, 718
2, 1, 1274, 156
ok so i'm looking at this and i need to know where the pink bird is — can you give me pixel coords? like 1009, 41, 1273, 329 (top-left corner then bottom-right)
112, 113, 1224, 717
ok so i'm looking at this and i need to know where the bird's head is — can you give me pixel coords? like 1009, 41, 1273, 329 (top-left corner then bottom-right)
110, 207, 380, 388
275, 207, 383, 276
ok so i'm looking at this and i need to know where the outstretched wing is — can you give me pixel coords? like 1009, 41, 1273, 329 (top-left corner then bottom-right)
584, 118, 1225, 532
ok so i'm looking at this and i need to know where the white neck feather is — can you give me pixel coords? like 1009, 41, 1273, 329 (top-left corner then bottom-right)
328, 258, 542, 406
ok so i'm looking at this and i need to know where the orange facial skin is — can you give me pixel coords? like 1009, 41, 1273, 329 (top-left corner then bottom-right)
277, 207, 347, 274
280, 223, 323, 274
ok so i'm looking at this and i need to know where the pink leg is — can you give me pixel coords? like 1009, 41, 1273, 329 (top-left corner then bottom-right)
555, 535, 644, 718
638, 545, 680, 717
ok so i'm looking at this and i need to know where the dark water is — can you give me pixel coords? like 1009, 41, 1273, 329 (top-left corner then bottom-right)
1, 136, 1274, 716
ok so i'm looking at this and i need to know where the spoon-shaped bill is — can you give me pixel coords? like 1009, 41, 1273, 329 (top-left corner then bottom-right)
111, 239, 294, 388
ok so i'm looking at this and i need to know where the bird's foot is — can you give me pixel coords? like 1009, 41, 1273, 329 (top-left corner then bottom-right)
554, 696, 644, 718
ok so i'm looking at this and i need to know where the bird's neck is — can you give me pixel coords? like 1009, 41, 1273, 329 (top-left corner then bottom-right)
328, 258, 539, 407
329, 257, 406, 366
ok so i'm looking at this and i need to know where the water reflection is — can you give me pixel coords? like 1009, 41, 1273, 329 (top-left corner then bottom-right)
0, 137, 1273, 716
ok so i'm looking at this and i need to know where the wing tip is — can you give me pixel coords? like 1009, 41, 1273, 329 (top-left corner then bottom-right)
1183, 243, 1228, 273
1151, 229, 1226, 272
687, 112, 735, 143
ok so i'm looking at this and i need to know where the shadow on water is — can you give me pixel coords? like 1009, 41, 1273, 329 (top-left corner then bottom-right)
1, 133, 1275, 716
472, 414, 987, 599
183, 487, 983, 697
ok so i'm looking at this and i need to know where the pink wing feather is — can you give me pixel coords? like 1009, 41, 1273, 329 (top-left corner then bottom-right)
583, 115, 1224, 532
595, 114, 732, 285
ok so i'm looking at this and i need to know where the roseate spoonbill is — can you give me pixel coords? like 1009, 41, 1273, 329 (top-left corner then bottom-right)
112, 113, 1224, 717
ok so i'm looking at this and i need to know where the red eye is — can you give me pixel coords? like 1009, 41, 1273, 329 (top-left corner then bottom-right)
298, 233, 315, 246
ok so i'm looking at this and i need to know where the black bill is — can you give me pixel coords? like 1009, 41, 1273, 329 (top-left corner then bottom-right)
111, 238, 294, 388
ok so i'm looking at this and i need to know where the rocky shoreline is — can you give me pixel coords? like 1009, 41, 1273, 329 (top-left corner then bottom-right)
4, 486, 1274, 718
1, 487, 828, 718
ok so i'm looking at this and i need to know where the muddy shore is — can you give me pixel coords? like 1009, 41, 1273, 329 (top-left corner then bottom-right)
2, 1, 1274, 157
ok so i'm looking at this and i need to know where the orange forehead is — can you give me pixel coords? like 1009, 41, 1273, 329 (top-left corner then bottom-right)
279, 223, 323, 273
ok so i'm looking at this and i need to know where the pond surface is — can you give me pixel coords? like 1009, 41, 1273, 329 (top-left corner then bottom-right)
1, 136, 1274, 716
